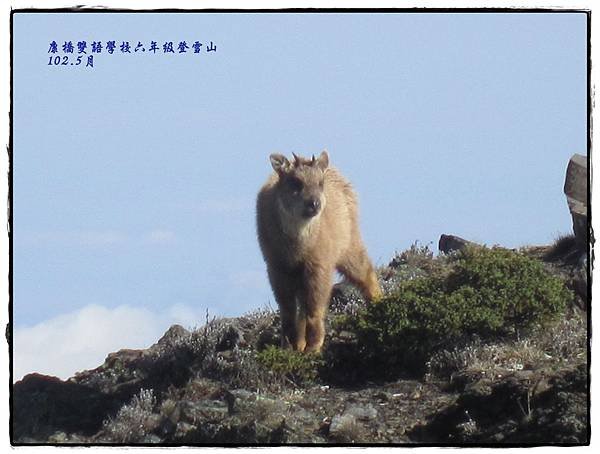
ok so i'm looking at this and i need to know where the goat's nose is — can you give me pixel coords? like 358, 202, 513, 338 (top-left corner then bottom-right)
303, 198, 321, 217
307, 198, 320, 211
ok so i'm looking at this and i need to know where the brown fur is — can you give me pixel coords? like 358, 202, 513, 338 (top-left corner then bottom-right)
256, 151, 382, 353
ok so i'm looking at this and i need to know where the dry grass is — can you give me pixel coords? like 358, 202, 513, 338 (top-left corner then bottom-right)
328, 414, 366, 443
101, 389, 157, 443
426, 308, 587, 381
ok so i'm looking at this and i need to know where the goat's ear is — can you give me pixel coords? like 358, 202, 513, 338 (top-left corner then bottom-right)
270, 154, 291, 174
316, 150, 329, 171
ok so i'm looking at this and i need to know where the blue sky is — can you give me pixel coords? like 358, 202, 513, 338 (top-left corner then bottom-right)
13, 11, 587, 378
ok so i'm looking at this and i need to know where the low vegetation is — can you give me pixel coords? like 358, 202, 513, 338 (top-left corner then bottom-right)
331, 245, 573, 378
256, 346, 323, 386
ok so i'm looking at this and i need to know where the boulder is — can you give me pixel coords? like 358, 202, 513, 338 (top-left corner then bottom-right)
564, 154, 588, 249
438, 234, 476, 254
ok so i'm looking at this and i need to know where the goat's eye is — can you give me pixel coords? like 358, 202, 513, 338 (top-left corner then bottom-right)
288, 178, 303, 193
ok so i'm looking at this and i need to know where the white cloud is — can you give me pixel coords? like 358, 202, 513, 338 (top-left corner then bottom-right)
13, 303, 209, 382
166, 303, 210, 329
142, 229, 176, 245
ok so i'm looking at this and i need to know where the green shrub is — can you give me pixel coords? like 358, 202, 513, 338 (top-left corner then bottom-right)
346, 246, 572, 378
446, 246, 570, 329
256, 346, 323, 385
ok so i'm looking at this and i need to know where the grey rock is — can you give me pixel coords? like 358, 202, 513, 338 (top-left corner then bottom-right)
345, 403, 378, 421
47, 431, 68, 443
564, 154, 588, 248
438, 234, 476, 254
155, 325, 191, 348
230, 388, 255, 401
329, 413, 357, 437
180, 400, 229, 424
141, 434, 162, 443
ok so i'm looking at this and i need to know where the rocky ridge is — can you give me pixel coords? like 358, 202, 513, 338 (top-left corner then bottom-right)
12, 237, 589, 445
